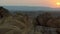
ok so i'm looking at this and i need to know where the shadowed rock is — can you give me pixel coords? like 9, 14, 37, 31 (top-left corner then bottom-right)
36, 12, 52, 26
0, 7, 9, 18
35, 12, 60, 34
36, 12, 60, 28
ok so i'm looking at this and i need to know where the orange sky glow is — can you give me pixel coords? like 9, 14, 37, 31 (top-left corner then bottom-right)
0, 0, 60, 8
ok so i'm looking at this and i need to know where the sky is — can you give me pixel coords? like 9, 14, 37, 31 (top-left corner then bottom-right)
0, 0, 60, 8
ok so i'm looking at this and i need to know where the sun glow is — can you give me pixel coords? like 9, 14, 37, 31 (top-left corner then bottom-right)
56, 2, 60, 6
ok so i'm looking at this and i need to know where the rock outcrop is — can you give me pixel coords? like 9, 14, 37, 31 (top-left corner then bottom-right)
36, 12, 60, 28
35, 12, 60, 34
36, 12, 52, 26
0, 7, 9, 18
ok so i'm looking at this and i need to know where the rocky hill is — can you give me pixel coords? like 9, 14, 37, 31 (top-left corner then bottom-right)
0, 7, 60, 34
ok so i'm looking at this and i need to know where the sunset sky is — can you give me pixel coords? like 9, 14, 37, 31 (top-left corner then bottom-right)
0, 0, 60, 8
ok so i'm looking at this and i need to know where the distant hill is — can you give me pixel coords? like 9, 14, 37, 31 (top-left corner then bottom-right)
3, 6, 60, 11
1, 6, 60, 18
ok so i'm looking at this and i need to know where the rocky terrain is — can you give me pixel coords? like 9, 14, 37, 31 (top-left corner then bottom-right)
0, 7, 60, 34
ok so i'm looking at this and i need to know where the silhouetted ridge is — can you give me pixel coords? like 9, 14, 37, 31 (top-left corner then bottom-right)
0, 7, 9, 18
